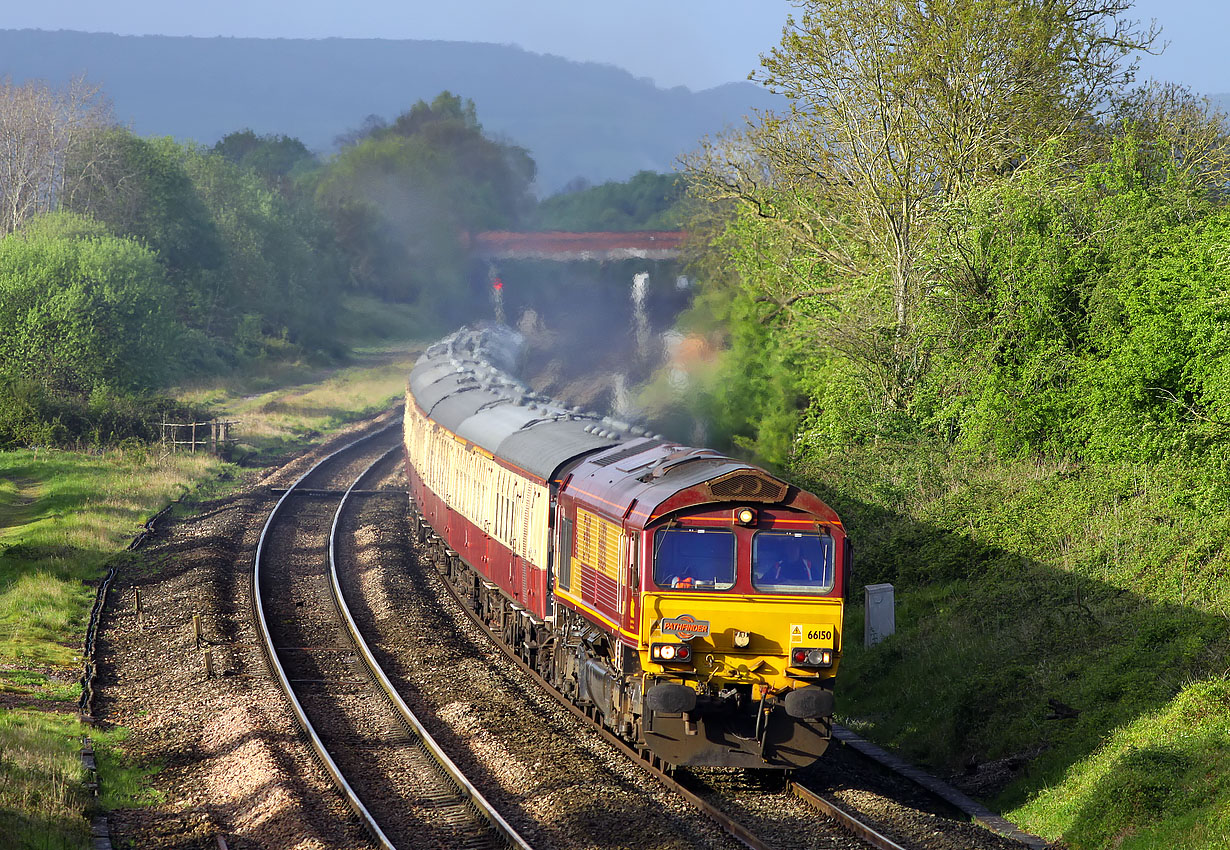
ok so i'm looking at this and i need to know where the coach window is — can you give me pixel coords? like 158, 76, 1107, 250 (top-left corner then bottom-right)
653, 528, 735, 591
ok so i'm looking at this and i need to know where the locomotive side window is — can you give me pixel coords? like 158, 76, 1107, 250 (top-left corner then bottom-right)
752, 531, 834, 594
559, 516, 573, 591
653, 528, 735, 591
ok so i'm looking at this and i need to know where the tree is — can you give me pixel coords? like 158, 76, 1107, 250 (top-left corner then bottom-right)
532, 171, 686, 231
66, 130, 223, 280
213, 130, 316, 188
0, 212, 179, 394
688, 0, 1156, 408
314, 92, 536, 313
181, 148, 343, 351
0, 76, 112, 234
1104, 82, 1230, 194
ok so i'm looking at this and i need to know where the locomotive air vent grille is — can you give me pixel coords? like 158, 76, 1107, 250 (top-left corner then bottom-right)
706, 471, 788, 502
590, 440, 664, 467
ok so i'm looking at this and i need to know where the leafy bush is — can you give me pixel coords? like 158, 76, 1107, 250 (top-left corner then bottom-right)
0, 213, 180, 395
0, 376, 204, 449
918, 148, 1230, 467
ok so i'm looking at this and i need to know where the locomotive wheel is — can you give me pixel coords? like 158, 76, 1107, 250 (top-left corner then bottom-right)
536, 635, 556, 683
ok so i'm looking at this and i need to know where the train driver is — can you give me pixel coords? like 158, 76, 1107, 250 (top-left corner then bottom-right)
771, 540, 814, 583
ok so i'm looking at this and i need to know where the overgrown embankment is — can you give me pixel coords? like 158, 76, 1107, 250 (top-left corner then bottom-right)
793, 443, 1230, 849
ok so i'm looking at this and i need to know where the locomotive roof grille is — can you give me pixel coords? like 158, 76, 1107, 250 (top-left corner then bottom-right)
705, 471, 789, 502
589, 440, 665, 467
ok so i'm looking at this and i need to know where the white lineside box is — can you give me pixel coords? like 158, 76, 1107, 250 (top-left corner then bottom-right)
864, 583, 895, 647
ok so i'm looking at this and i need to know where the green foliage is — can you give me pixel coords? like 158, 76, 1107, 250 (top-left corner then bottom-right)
67, 130, 224, 278
0, 377, 200, 449
213, 129, 316, 183
676, 283, 813, 466
179, 148, 345, 357
672, 25, 1230, 848
532, 171, 686, 231
0, 213, 178, 395
2, 90, 544, 448
917, 143, 1230, 466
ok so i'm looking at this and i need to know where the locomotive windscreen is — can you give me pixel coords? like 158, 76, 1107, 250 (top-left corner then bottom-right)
652, 528, 736, 590
752, 531, 834, 594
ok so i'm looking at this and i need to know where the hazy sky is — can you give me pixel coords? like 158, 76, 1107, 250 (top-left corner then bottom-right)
6, 1, 1227, 94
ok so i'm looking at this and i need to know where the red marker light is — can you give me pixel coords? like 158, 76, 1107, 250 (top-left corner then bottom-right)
793, 648, 807, 663
492, 278, 504, 291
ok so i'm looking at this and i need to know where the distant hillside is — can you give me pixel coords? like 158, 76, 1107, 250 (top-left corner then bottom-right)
0, 29, 784, 193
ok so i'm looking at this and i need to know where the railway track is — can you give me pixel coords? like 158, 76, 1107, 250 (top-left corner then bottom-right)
252, 422, 530, 850
406, 500, 1004, 850
247, 417, 1030, 850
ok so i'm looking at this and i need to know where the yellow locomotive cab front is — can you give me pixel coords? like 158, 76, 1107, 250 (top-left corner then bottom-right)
634, 520, 845, 768
641, 593, 842, 689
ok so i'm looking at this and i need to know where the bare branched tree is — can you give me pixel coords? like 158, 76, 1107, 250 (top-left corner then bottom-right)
0, 75, 113, 235
1108, 81, 1230, 193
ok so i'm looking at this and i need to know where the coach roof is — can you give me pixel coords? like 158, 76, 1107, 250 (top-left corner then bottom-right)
408, 345, 628, 481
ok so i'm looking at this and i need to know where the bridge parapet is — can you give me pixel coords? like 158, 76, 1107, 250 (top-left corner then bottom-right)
471, 231, 685, 262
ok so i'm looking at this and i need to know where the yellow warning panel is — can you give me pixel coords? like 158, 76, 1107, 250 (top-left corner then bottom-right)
790, 624, 835, 646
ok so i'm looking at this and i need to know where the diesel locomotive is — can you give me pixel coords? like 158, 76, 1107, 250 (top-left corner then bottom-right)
404, 328, 849, 769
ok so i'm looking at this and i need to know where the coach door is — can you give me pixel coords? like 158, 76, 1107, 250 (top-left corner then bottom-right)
622, 532, 639, 633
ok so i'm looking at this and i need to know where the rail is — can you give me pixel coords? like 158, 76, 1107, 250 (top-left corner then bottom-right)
251, 423, 401, 848
328, 445, 532, 850
254, 422, 529, 850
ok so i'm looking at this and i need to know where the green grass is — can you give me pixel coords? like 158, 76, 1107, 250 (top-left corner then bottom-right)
0, 302, 431, 848
0, 448, 225, 667
91, 726, 163, 811
0, 711, 164, 850
175, 301, 425, 463
792, 441, 1230, 849
0, 670, 82, 702
0, 709, 90, 850
1013, 678, 1230, 849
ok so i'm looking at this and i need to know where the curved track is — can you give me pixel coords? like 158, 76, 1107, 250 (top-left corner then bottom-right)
252, 422, 531, 850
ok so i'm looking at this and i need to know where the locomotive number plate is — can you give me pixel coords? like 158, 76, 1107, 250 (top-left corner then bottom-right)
790, 624, 834, 645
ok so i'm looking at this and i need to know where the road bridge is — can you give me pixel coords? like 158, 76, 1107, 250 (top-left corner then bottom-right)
469, 230, 686, 262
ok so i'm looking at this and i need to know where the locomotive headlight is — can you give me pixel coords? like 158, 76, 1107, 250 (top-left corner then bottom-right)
734, 630, 751, 648
661, 644, 677, 660
734, 507, 757, 526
